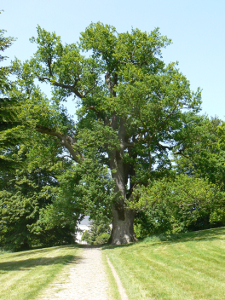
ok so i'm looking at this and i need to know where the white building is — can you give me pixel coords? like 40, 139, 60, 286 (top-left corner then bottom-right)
75, 217, 91, 244
75, 216, 112, 244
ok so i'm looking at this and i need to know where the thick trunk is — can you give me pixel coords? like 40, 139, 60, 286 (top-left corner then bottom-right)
107, 103, 136, 245
109, 143, 136, 245
110, 204, 136, 245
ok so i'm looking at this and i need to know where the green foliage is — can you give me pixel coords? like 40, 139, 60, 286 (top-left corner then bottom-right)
0, 19, 54, 170
0, 139, 75, 251
175, 117, 225, 191
0, 22, 21, 169
2, 21, 209, 244
130, 175, 225, 237
41, 160, 116, 226
95, 232, 111, 245
28, 22, 202, 185
81, 219, 111, 245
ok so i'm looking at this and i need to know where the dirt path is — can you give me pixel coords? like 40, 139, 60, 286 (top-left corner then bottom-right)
40, 248, 118, 300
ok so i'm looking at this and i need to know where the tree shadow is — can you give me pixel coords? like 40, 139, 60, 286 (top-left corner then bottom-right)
76, 244, 106, 249
11, 244, 78, 258
0, 254, 82, 272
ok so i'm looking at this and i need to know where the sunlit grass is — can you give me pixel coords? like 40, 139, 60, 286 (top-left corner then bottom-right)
0, 245, 81, 300
103, 227, 225, 300
101, 251, 121, 300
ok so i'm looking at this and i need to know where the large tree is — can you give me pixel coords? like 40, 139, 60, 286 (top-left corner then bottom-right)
17, 23, 201, 244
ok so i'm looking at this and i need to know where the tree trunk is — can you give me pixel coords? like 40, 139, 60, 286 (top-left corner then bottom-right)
109, 148, 136, 245
110, 204, 136, 245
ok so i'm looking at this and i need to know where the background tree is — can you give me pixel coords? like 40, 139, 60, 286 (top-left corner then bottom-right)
175, 117, 225, 190
0, 132, 76, 251
129, 175, 225, 237
15, 23, 202, 244
0, 20, 21, 169
81, 219, 111, 245
38, 158, 115, 238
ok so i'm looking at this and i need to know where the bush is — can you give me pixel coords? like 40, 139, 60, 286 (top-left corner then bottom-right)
95, 233, 110, 245
81, 219, 111, 245
132, 175, 225, 237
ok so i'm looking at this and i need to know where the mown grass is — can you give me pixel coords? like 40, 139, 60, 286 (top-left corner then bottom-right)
103, 227, 225, 300
0, 244, 81, 300
101, 251, 121, 300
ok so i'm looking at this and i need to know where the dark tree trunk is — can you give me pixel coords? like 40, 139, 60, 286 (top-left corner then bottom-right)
110, 204, 136, 245
109, 145, 136, 245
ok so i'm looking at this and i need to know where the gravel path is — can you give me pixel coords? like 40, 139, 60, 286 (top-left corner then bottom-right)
41, 248, 111, 300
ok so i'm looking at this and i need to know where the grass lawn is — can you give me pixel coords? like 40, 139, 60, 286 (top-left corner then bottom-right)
103, 227, 225, 300
101, 251, 122, 300
0, 244, 81, 300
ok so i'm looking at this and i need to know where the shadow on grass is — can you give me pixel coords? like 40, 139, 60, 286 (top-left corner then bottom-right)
102, 243, 135, 250
102, 227, 225, 250
0, 254, 82, 272
11, 244, 78, 258
76, 244, 107, 249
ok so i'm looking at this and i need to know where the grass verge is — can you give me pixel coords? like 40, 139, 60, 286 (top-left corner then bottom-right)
0, 248, 12, 255
0, 244, 81, 300
101, 251, 121, 300
103, 227, 225, 300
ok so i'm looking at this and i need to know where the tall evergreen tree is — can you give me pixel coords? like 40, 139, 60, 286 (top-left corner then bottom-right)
0, 19, 19, 169
0, 137, 76, 251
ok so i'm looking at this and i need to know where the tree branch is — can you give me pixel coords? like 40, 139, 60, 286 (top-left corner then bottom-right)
86, 106, 98, 113
36, 125, 84, 163
38, 76, 85, 99
174, 149, 189, 159
157, 143, 173, 151
158, 107, 178, 132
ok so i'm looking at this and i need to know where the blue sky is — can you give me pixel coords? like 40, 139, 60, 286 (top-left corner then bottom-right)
1, 0, 225, 119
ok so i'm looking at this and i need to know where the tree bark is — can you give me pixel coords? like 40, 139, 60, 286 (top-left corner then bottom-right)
109, 141, 136, 245
110, 204, 136, 245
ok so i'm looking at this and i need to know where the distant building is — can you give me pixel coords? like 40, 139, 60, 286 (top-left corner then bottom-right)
75, 216, 91, 244
75, 216, 112, 244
